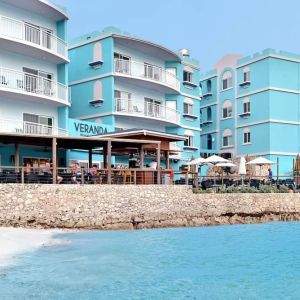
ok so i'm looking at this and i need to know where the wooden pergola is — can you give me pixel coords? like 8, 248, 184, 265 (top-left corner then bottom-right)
0, 130, 185, 184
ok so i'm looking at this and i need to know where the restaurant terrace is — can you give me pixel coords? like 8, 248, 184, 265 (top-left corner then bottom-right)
0, 130, 186, 184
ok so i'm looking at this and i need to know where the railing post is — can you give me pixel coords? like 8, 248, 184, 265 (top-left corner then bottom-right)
156, 143, 161, 185
52, 137, 57, 184
21, 167, 24, 184
107, 140, 112, 184
81, 168, 84, 184
134, 170, 137, 185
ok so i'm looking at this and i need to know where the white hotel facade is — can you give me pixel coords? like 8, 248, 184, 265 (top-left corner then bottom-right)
0, 0, 69, 166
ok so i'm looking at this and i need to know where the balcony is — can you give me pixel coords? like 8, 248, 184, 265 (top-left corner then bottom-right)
0, 67, 69, 106
114, 98, 180, 125
0, 15, 68, 63
0, 119, 68, 136
114, 59, 180, 93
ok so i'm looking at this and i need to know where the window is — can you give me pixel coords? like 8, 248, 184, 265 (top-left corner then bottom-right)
222, 71, 232, 90
222, 100, 232, 119
114, 52, 130, 74
207, 107, 212, 121
243, 67, 250, 82
243, 128, 251, 144
222, 129, 232, 147
243, 97, 251, 113
183, 98, 194, 115
207, 134, 212, 150
184, 130, 194, 147
183, 70, 193, 82
207, 79, 212, 93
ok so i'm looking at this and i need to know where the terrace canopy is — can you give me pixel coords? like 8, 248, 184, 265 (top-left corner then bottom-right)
0, 129, 186, 184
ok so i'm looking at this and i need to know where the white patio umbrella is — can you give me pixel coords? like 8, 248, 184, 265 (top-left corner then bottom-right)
187, 157, 207, 165
239, 156, 247, 185
216, 162, 236, 186
205, 155, 229, 185
246, 157, 275, 177
188, 157, 207, 186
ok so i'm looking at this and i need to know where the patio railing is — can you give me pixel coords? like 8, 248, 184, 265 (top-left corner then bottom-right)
0, 167, 174, 185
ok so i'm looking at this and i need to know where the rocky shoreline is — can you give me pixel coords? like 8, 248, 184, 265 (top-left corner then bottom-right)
0, 184, 300, 230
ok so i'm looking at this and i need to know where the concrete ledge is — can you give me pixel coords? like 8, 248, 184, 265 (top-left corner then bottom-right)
1, 184, 300, 229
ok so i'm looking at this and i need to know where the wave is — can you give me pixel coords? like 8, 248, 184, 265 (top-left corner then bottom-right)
0, 227, 65, 268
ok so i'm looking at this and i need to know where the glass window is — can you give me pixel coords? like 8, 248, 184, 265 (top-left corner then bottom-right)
243, 128, 251, 144
23, 113, 53, 135
207, 134, 212, 150
114, 52, 130, 74
222, 71, 232, 90
184, 103, 193, 115
207, 107, 212, 121
243, 99, 251, 113
222, 100, 232, 118
184, 135, 194, 147
243, 67, 250, 82
207, 79, 212, 92
183, 71, 193, 82
222, 129, 232, 147
244, 71, 250, 82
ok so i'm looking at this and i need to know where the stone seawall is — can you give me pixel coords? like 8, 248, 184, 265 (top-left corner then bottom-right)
1, 184, 300, 230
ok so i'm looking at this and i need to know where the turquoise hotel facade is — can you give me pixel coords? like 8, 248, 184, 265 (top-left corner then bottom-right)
0, 0, 69, 167
200, 49, 300, 175
68, 27, 201, 169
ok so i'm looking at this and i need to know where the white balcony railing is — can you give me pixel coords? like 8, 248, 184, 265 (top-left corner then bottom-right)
0, 119, 68, 136
114, 59, 180, 90
115, 98, 180, 124
0, 15, 67, 59
0, 67, 68, 103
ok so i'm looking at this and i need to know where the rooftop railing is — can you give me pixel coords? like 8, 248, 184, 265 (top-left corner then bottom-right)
0, 15, 67, 59
114, 98, 180, 124
0, 119, 68, 136
114, 59, 180, 90
0, 67, 68, 103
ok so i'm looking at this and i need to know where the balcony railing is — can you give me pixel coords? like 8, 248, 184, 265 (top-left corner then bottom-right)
0, 15, 67, 59
0, 119, 68, 136
0, 67, 68, 103
114, 98, 180, 124
114, 59, 180, 90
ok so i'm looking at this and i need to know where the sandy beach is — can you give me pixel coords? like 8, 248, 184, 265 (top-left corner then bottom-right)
0, 227, 63, 267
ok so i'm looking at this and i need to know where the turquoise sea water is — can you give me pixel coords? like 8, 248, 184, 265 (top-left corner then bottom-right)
1, 222, 300, 299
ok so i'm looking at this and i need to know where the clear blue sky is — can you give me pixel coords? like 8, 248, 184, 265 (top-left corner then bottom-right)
54, 0, 300, 72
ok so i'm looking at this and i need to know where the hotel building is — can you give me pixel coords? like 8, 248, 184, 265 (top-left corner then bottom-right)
68, 27, 201, 170
0, 0, 69, 167
200, 49, 300, 175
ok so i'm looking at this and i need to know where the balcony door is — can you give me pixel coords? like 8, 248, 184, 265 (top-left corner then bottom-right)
23, 113, 53, 135
144, 98, 161, 118
24, 22, 53, 48
23, 68, 52, 95
114, 53, 131, 74
114, 90, 132, 112
144, 63, 161, 81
